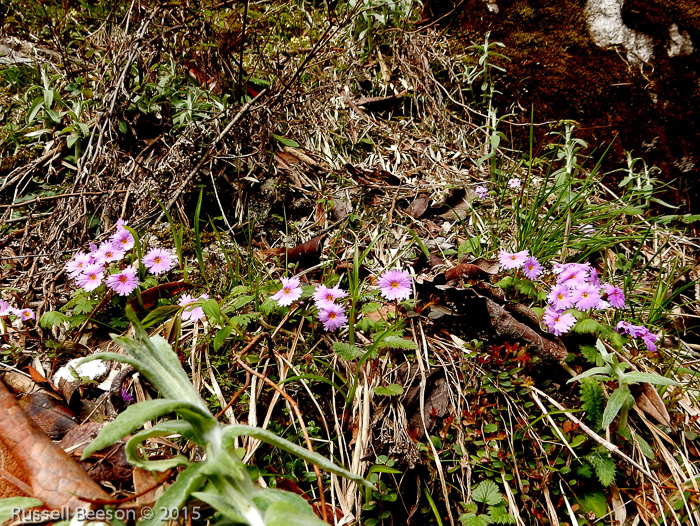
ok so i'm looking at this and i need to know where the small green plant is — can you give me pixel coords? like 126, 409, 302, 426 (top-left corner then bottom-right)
78, 307, 373, 526
459, 480, 515, 525
568, 339, 677, 434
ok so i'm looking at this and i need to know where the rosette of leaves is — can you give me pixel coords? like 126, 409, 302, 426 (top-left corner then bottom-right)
458, 480, 515, 525
79, 307, 374, 526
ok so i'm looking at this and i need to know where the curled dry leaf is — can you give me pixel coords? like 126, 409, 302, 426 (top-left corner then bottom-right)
406, 195, 431, 219
0, 380, 109, 509
631, 383, 672, 428
444, 263, 488, 282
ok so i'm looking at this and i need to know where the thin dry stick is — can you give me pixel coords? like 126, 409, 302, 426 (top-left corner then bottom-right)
529, 386, 656, 480
232, 350, 328, 523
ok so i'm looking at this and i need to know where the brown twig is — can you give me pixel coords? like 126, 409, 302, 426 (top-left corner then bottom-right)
215, 371, 251, 421
0, 190, 128, 210
232, 344, 329, 523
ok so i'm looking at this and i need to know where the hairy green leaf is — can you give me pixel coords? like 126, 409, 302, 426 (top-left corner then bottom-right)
333, 342, 364, 360
622, 371, 678, 386
587, 451, 616, 487
601, 385, 631, 428
580, 377, 605, 429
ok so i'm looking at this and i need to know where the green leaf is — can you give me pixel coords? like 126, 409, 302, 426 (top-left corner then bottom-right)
586, 451, 616, 487
621, 371, 678, 386
601, 385, 631, 428
220, 424, 375, 490
513, 278, 536, 297
214, 326, 233, 351
580, 377, 605, 429
472, 480, 502, 506
272, 134, 300, 148
231, 294, 255, 310
568, 366, 613, 384
333, 341, 364, 360
635, 434, 655, 459
139, 463, 206, 526
202, 299, 222, 324
375, 384, 404, 396
577, 491, 608, 518
39, 310, 70, 329
572, 318, 602, 334
82, 399, 211, 459
141, 305, 181, 328
0, 497, 43, 523
374, 335, 417, 350
580, 344, 602, 365
459, 513, 491, 526
571, 435, 587, 448
125, 420, 196, 470
260, 297, 277, 316
255, 490, 328, 526
488, 503, 515, 524
483, 423, 499, 433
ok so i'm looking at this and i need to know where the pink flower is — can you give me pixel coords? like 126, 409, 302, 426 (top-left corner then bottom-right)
15, 308, 35, 322
522, 256, 543, 280
143, 248, 174, 275
589, 268, 601, 287
378, 269, 412, 301
106, 267, 139, 296
313, 284, 347, 308
642, 331, 659, 352
0, 300, 11, 316
603, 284, 626, 309
498, 249, 529, 270
77, 263, 104, 292
508, 178, 521, 189
179, 293, 209, 322
547, 284, 574, 310
318, 303, 348, 332
543, 307, 576, 336
111, 227, 135, 251
556, 263, 590, 287
95, 242, 125, 265
66, 252, 92, 277
272, 277, 302, 306
571, 283, 601, 311
474, 186, 489, 200
616, 321, 647, 338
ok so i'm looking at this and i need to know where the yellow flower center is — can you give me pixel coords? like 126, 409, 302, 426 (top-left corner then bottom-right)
326, 294, 334, 301
120, 275, 128, 283
557, 294, 564, 300
90, 274, 97, 281
283, 287, 291, 295
154, 257, 161, 264
582, 292, 589, 298
329, 312, 337, 319
391, 281, 399, 288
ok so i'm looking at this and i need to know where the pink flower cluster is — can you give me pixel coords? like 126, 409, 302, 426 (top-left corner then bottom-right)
65, 220, 175, 296
617, 321, 659, 352
270, 269, 412, 332
498, 251, 637, 339
0, 300, 34, 322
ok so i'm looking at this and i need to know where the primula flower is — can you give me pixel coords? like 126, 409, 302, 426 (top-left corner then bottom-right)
543, 307, 576, 336
318, 303, 348, 332
571, 283, 601, 311
474, 186, 489, 200
66, 252, 92, 277
272, 277, 302, 306
378, 269, 412, 301
111, 227, 135, 251
106, 267, 139, 296
603, 284, 626, 309
179, 293, 209, 322
15, 308, 35, 322
508, 178, 521, 189
95, 242, 125, 264
642, 331, 659, 352
143, 248, 174, 275
498, 249, 529, 270
589, 268, 601, 287
616, 321, 647, 338
556, 263, 590, 287
121, 387, 134, 403
0, 300, 11, 316
78, 264, 104, 292
313, 284, 347, 308
522, 256, 543, 280
547, 283, 574, 310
